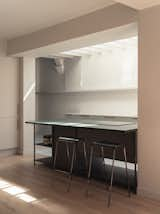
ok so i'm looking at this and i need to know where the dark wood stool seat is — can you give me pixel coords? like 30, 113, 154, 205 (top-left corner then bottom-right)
86, 141, 130, 207
54, 136, 88, 192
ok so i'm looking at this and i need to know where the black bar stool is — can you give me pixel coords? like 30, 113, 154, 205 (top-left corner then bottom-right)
53, 136, 88, 192
86, 141, 130, 207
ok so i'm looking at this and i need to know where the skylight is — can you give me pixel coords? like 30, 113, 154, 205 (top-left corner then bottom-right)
61, 36, 137, 57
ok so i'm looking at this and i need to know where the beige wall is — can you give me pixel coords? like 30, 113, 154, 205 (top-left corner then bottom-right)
138, 5, 160, 200
0, 40, 7, 57
7, 3, 137, 55
0, 41, 19, 154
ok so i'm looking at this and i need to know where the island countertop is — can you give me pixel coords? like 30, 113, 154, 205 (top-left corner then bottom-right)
26, 118, 137, 132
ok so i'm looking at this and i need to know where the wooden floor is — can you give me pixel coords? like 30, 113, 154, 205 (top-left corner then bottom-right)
0, 156, 159, 214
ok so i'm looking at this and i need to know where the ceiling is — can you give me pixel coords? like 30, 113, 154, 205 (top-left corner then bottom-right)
16, 23, 137, 57
1, 0, 159, 43
0, 0, 114, 40
114, 0, 160, 9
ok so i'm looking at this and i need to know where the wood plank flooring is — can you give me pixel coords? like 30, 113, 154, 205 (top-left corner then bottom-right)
0, 155, 159, 214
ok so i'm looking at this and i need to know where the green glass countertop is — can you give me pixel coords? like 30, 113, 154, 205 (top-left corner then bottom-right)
26, 119, 137, 132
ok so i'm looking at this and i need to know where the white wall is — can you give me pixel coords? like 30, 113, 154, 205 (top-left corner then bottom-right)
37, 91, 137, 120
36, 42, 137, 120
0, 40, 19, 154
20, 57, 35, 155
65, 45, 137, 91
138, 5, 160, 200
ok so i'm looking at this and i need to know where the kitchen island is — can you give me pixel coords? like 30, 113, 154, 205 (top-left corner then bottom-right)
26, 117, 137, 192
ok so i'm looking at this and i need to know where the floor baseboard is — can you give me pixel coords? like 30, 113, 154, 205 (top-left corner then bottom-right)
138, 187, 160, 202
0, 148, 18, 157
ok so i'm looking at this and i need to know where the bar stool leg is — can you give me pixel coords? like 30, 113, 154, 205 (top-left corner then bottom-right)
53, 141, 58, 169
83, 141, 88, 170
101, 146, 109, 190
86, 145, 94, 197
123, 145, 131, 197
65, 142, 70, 171
108, 148, 116, 207
67, 143, 76, 192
